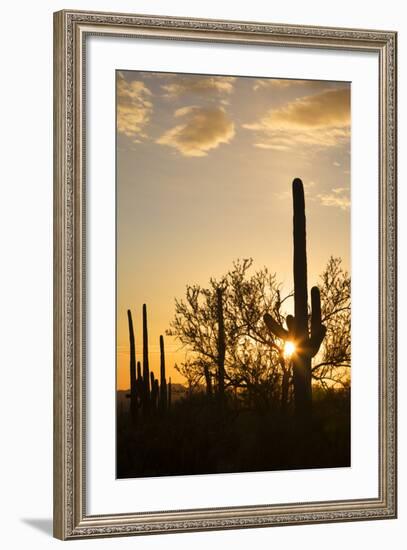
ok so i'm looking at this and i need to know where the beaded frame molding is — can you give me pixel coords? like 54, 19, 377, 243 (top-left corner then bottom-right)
53, 9, 397, 540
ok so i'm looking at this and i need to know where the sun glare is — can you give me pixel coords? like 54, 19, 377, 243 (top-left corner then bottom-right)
284, 341, 296, 358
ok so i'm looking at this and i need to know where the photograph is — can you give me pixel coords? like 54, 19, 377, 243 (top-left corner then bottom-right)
52, 9, 396, 539
115, 70, 352, 479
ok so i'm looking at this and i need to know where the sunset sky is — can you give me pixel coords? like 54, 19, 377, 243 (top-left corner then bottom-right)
116, 71, 350, 390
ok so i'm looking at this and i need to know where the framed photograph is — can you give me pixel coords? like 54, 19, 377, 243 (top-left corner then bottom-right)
53, 9, 397, 540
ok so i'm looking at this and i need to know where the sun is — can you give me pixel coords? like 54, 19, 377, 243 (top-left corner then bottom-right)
284, 341, 296, 358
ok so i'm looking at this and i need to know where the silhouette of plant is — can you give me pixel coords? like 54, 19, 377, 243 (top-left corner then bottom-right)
264, 179, 326, 420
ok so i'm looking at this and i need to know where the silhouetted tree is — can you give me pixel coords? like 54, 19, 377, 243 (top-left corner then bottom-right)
312, 256, 351, 389
168, 256, 350, 408
174, 359, 205, 396
167, 259, 290, 407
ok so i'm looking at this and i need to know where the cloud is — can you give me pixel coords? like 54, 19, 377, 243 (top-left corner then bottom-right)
253, 79, 291, 91
317, 187, 350, 210
250, 128, 350, 151
156, 106, 235, 157
161, 76, 236, 98
243, 88, 350, 150
253, 78, 322, 92
252, 78, 332, 92
270, 88, 350, 128
117, 73, 153, 141
277, 182, 349, 210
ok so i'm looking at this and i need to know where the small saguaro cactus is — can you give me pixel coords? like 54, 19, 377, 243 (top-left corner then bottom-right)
264, 178, 326, 420
168, 377, 172, 410
142, 304, 151, 406
159, 335, 168, 411
150, 372, 158, 411
127, 309, 138, 422
153, 379, 159, 411
136, 360, 144, 409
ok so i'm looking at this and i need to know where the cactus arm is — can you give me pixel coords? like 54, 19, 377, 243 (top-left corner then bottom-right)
310, 287, 322, 332
309, 325, 327, 357
127, 309, 137, 421
309, 286, 326, 356
285, 314, 295, 336
264, 313, 289, 341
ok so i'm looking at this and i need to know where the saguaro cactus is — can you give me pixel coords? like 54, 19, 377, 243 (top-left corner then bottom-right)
127, 309, 137, 422
136, 360, 144, 409
150, 372, 158, 411
216, 287, 226, 399
264, 178, 326, 419
142, 304, 150, 406
154, 379, 159, 410
159, 335, 168, 411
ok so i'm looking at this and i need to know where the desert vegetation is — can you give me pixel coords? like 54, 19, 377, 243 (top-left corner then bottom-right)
117, 179, 351, 478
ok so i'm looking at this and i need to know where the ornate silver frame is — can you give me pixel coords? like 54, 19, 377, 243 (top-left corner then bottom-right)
53, 9, 397, 540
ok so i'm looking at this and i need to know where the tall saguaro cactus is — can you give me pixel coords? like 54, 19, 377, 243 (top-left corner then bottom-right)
159, 335, 168, 411
216, 287, 226, 399
264, 178, 326, 419
142, 304, 150, 406
127, 309, 137, 422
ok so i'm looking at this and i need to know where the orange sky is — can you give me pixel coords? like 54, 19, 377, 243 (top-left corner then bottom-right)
116, 71, 350, 390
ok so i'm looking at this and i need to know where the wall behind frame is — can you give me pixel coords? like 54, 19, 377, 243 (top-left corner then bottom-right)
0, 0, 404, 548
